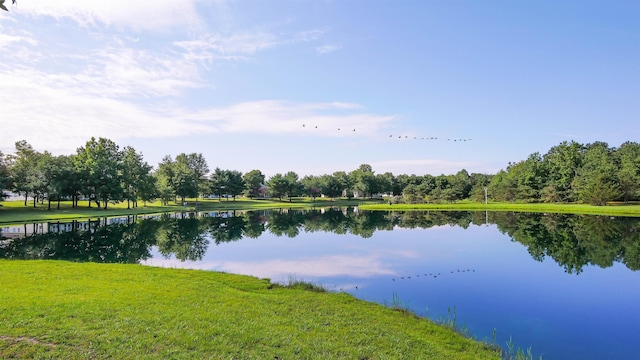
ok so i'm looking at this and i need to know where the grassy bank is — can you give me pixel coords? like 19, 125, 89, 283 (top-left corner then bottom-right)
0, 198, 374, 224
359, 202, 640, 217
0, 260, 499, 359
4, 197, 638, 224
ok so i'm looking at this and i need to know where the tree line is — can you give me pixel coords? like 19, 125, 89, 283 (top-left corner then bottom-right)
1, 138, 639, 207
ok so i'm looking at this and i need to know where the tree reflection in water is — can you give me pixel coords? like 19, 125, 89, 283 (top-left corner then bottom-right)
1, 209, 639, 273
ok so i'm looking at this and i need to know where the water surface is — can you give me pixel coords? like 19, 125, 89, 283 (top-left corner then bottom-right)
2, 209, 639, 359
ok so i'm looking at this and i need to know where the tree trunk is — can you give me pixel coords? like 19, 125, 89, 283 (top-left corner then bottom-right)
24, 192, 28, 206
57, 198, 61, 209
47, 198, 51, 210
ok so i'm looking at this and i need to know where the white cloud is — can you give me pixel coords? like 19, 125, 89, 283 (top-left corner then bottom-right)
185, 100, 394, 136
0, 66, 395, 155
15, 0, 206, 32
316, 44, 342, 54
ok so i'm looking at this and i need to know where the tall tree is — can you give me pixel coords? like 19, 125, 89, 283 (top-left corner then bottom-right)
243, 169, 265, 198
74, 137, 123, 209
155, 156, 176, 205
614, 141, 640, 203
121, 146, 153, 209
332, 171, 352, 198
225, 170, 245, 201
301, 175, 322, 200
0, 151, 9, 201
349, 164, 376, 198
574, 142, 620, 205
208, 167, 228, 201
267, 173, 288, 201
320, 174, 343, 199
9, 140, 38, 206
283, 171, 302, 201
172, 153, 208, 204
376, 172, 395, 196
542, 141, 584, 202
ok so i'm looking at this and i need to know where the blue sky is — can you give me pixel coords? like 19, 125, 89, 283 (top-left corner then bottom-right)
1, 0, 638, 177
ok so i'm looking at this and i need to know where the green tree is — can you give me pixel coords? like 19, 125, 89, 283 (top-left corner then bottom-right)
41, 154, 70, 210
376, 172, 395, 196
284, 171, 302, 201
121, 146, 153, 209
74, 137, 123, 209
301, 175, 322, 200
350, 164, 376, 198
332, 171, 352, 198
614, 141, 640, 203
574, 142, 620, 205
402, 184, 421, 204
155, 156, 176, 205
9, 140, 39, 206
170, 153, 208, 204
208, 167, 228, 201
320, 174, 343, 199
267, 173, 288, 201
225, 170, 245, 201
542, 141, 584, 202
0, 151, 10, 201
173, 153, 209, 204
243, 169, 265, 198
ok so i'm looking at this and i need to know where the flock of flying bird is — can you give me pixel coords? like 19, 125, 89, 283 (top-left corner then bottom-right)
302, 124, 472, 142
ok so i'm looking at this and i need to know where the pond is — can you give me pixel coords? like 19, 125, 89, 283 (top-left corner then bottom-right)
2, 209, 639, 359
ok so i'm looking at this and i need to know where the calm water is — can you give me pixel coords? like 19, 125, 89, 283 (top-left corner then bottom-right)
2, 209, 639, 359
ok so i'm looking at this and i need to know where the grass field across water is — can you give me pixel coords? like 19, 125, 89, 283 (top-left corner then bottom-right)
0, 198, 369, 224
0, 260, 500, 359
2, 198, 640, 224
359, 201, 640, 217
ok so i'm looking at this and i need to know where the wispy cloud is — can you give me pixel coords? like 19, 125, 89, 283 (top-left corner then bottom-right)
0, 71, 395, 155
1, 8, 362, 156
316, 44, 342, 55
15, 0, 205, 32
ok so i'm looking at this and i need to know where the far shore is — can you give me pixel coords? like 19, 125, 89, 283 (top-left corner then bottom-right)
2, 197, 640, 224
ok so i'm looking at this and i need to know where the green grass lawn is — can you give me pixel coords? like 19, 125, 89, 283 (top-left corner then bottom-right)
359, 201, 640, 217
0, 260, 499, 359
0, 198, 376, 224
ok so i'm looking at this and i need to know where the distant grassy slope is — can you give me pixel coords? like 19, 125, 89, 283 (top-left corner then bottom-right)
0, 260, 499, 359
359, 202, 640, 217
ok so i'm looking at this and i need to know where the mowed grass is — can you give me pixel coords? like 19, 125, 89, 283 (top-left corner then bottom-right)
360, 201, 640, 217
0, 198, 375, 224
0, 261, 500, 359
